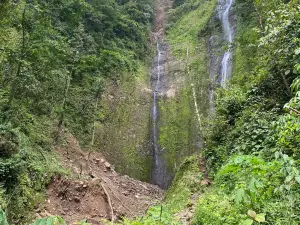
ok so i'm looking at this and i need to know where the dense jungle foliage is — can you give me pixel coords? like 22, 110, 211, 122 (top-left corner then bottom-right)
0, 0, 153, 223
195, 0, 300, 224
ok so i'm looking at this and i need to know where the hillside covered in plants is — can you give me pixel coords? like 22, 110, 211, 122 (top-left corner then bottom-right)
0, 0, 300, 224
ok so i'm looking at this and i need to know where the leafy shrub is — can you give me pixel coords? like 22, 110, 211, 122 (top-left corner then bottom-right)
115, 206, 181, 225
193, 192, 246, 225
194, 154, 300, 224
0, 125, 20, 158
264, 114, 300, 159
215, 155, 282, 208
29, 216, 66, 225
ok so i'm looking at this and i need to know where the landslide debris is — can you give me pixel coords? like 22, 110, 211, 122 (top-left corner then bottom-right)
36, 132, 163, 225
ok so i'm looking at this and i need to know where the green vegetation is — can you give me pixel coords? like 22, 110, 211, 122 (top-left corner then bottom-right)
1, 0, 300, 224
193, 0, 300, 224
0, 209, 90, 225
164, 156, 203, 213
0, 0, 154, 223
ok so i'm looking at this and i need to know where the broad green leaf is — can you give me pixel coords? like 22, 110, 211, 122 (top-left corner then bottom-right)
285, 175, 293, 183
295, 176, 300, 184
0, 208, 9, 225
235, 188, 245, 204
283, 154, 289, 162
255, 213, 266, 222
275, 151, 280, 159
248, 210, 256, 219
241, 219, 254, 225
249, 177, 256, 192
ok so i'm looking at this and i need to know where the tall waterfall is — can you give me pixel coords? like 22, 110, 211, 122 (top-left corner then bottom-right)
151, 39, 169, 189
218, 0, 234, 86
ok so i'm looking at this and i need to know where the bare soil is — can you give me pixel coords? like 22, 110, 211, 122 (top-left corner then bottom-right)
36, 132, 163, 225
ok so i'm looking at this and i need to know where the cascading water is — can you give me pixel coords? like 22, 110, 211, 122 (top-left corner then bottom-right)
218, 0, 234, 87
151, 39, 169, 189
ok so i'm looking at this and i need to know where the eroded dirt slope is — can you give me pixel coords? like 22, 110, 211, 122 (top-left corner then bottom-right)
37, 132, 163, 225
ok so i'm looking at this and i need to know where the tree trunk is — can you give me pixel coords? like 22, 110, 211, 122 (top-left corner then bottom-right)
281, 73, 292, 97
55, 73, 71, 143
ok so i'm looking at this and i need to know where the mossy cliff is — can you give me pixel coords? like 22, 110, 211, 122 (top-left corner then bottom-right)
95, 65, 153, 181
156, 0, 218, 182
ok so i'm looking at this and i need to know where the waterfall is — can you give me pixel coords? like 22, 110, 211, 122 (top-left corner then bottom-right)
151, 39, 169, 189
219, 0, 234, 87
152, 41, 160, 179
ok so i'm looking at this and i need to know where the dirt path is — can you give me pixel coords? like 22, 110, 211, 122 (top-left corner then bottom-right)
36, 132, 163, 225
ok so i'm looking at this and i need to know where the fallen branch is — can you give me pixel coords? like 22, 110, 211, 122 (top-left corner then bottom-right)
104, 183, 135, 216
288, 107, 300, 116
100, 182, 115, 222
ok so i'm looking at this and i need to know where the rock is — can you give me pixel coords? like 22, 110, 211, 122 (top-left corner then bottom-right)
79, 181, 84, 186
104, 161, 111, 169
101, 158, 105, 163
74, 197, 80, 203
200, 179, 210, 186
166, 88, 176, 98
91, 178, 101, 184
143, 88, 153, 94
35, 208, 41, 213
83, 184, 88, 188
89, 172, 96, 178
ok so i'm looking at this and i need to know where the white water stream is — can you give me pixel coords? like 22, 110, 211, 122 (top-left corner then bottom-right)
218, 0, 234, 86
151, 39, 169, 189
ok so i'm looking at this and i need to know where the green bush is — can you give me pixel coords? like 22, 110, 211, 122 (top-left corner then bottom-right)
193, 192, 246, 225
193, 154, 300, 224
0, 125, 20, 158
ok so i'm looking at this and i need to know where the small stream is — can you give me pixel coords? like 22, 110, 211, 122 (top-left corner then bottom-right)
218, 0, 234, 86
